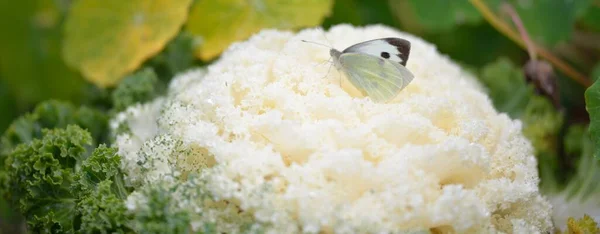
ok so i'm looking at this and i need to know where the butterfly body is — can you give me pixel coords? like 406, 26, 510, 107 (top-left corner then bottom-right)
328, 38, 414, 103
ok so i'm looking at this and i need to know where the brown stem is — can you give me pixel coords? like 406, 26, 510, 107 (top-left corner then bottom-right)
501, 3, 536, 60
469, 0, 591, 87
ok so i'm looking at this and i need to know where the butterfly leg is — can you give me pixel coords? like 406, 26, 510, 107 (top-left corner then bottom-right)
317, 57, 332, 66
338, 69, 342, 87
321, 60, 334, 80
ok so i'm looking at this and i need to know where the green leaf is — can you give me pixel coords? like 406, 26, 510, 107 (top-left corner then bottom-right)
2, 123, 131, 233
146, 32, 198, 80
592, 63, 600, 82
75, 145, 128, 200
75, 146, 129, 233
479, 58, 563, 155
128, 184, 191, 234
323, 0, 398, 28
389, 0, 491, 33
480, 58, 530, 116
0, 100, 108, 157
111, 67, 160, 112
546, 125, 600, 231
573, 0, 593, 18
63, 0, 193, 87
585, 78, 600, 159
0, 0, 86, 109
579, 5, 600, 32
521, 95, 564, 155
0, 79, 17, 134
76, 180, 129, 233
426, 23, 525, 69
5, 125, 92, 232
186, 0, 334, 60
507, 0, 579, 46
562, 126, 600, 202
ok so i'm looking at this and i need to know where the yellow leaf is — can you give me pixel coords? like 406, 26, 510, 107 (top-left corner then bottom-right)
63, 0, 193, 87
186, 0, 333, 60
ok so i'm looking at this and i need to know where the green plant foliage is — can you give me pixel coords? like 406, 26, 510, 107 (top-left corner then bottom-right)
0, 80, 17, 134
1, 0, 600, 232
186, 0, 334, 60
479, 58, 563, 155
5, 126, 91, 232
74, 145, 129, 233
0, 100, 108, 156
0, 0, 86, 110
425, 24, 524, 68
585, 79, 600, 159
480, 58, 531, 116
390, 0, 489, 33
561, 126, 600, 205
580, 5, 600, 32
111, 68, 160, 112
2, 125, 131, 233
591, 63, 600, 82
76, 180, 129, 233
127, 184, 192, 234
544, 125, 600, 232
146, 32, 198, 80
574, 0, 595, 17
323, 0, 399, 28
508, 0, 581, 46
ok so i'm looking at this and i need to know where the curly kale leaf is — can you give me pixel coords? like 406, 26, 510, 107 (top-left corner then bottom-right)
128, 184, 192, 234
76, 180, 129, 234
74, 146, 129, 233
75, 145, 128, 197
5, 125, 91, 233
3, 125, 131, 233
0, 100, 108, 157
111, 67, 160, 112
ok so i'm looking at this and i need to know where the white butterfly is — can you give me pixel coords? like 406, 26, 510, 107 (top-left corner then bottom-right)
304, 38, 415, 103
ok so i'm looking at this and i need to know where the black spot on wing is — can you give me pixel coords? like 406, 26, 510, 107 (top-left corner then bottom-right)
384, 38, 411, 66
381, 52, 390, 58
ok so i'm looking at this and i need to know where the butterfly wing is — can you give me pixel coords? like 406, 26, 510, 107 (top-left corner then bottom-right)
342, 38, 411, 66
338, 52, 414, 103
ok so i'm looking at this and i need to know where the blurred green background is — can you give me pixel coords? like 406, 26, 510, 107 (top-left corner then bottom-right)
2, 0, 599, 131
1, 0, 600, 232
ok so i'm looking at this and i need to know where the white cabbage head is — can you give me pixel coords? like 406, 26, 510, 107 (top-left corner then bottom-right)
112, 24, 553, 234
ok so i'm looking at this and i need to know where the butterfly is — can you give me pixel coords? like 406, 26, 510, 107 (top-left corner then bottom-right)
304, 38, 414, 103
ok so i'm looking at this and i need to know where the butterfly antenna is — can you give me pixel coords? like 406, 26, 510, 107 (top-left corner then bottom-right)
301, 40, 332, 49
317, 27, 334, 47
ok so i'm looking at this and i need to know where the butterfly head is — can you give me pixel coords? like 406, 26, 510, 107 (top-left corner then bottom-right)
329, 48, 342, 60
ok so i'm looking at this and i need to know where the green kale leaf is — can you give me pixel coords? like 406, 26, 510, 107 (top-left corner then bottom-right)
3, 125, 132, 233
0, 100, 108, 157
5, 125, 91, 233
127, 184, 192, 234
111, 67, 160, 112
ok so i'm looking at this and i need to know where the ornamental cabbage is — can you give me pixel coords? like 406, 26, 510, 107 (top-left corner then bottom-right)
112, 25, 554, 233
